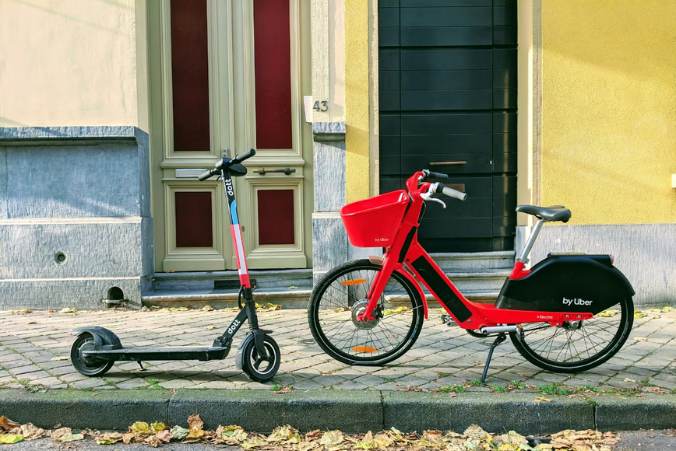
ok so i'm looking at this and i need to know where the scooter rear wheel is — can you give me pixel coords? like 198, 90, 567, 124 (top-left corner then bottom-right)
70, 333, 114, 377
510, 297, 634, 373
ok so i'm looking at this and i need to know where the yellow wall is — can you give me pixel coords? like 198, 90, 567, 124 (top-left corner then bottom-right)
542, 0, 676, 224
0, 0, 139, 127
344, 0, 370, 203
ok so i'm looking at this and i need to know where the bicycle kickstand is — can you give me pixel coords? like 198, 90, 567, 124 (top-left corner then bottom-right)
481, 332, 507, 384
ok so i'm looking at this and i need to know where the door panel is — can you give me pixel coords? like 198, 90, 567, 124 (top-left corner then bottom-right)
379, 0, 517, 253
169, 0, 210, 152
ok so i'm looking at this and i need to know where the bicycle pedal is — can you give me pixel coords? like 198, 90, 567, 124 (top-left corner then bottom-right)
441, 315, 455, 326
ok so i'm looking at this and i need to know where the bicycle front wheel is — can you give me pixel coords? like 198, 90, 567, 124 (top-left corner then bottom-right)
308, 260, 424, 366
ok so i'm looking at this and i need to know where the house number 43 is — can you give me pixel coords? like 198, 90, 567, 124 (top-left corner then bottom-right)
313, 100, 328, 112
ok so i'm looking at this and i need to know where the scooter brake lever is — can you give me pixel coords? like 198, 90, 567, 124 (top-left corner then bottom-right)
421, 191, 446, 209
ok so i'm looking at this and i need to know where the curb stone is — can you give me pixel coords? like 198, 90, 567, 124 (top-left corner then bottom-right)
382, 392, 595, 434
595, 394, 676, 431
0, 389, 675, 434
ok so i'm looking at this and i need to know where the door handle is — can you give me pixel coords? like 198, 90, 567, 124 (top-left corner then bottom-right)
429, 161, 466, 166
257, 168, 296, 176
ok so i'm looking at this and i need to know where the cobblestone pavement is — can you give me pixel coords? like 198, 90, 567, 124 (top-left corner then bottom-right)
1, 307, 675, 392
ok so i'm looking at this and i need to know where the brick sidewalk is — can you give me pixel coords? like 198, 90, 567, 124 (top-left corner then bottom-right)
1, 307, 675, 392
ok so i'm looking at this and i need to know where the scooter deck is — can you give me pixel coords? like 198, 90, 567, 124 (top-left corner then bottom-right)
83, 346, 229, 362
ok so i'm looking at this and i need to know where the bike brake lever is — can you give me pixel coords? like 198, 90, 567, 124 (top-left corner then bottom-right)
421, 191, 446, 209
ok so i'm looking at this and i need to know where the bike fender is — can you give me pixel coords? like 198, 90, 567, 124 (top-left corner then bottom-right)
496, 254, 635, 314
395, 268, 428, 319
70, 326, 123, 350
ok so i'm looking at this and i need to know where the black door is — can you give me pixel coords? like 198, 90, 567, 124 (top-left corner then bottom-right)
379, 0, 517, 252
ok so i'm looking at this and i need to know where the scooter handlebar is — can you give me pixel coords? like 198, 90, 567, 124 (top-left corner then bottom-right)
198, 169, 217, 181
231, 148, 256, 165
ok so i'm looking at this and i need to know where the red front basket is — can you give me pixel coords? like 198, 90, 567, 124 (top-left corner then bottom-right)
341, 190, 410, 248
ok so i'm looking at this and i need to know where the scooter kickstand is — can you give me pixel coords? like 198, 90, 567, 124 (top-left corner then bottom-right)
137, 361, 146, 371
481, 332, 506, 384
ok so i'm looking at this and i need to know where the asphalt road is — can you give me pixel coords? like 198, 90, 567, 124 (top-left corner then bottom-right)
5, 430, 676, 451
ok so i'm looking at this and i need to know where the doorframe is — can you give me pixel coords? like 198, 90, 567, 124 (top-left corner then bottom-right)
147, 0, 313, 273
517, 0, 543, 228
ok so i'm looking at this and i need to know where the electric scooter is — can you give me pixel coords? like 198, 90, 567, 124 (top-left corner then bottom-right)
70, 149, 282, 382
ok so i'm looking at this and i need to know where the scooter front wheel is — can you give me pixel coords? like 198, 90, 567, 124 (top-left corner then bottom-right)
237, 334, 281, 382
70, 333, 114, 377
510, 297, 634, 373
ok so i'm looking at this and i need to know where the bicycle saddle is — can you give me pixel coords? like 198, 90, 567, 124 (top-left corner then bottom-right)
516, 205, 571, 223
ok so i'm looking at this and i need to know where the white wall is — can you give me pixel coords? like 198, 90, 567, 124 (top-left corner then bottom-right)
0, 0, 139, 127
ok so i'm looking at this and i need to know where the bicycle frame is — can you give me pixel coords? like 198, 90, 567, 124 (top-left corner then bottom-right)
358, 172, 594, 329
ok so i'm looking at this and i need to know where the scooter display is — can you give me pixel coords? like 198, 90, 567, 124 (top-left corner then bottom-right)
308, 169, 635, 382
70, 149, 281, 382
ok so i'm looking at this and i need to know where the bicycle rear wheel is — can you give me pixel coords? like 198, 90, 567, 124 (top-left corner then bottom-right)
308, 260, 424, 366
510, 297, 634, 373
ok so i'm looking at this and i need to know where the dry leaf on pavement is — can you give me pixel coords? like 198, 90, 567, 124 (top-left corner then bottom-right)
187, 414, 203, 431
0, 435, 24, 444
170, 425, 189, 441
20, 423, 45, 440
0, 416, 20, 431
274, 385, 293, 394
157, 430, 173, 443
131, 422, 150, 434
534, 396, 552, 403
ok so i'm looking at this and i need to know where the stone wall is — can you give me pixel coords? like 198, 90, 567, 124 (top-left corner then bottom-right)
0, 126, 153, 309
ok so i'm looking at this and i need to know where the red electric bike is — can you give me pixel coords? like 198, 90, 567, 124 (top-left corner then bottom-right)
308, 170, 635, 381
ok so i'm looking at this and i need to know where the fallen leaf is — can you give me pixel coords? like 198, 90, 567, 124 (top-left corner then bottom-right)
645, 386, 664, 394
534, 396, 552, 403
27, 321, 36, 325
131, 422, 150, 434
60, 308, 77, 313
58, 433, 84, 442
51, 356, 69, 361
122, 433, 135, 444
170, 425, 189, 441
241, 434, 268, 450
663, 306, 673, 312
320, 430, 344, 447
597, 310, 618, 317
157, 430, 172, 443
187, 414, 203, 431
96, 432, 123, 445
268, 425, 301, 444
151, 422, 166, 432
0, 417, 19, 431
634, 337, 648, 342
144, 435, 163, 447
51, 427, 72, 441
624, 378, 636, 382
20, 423, 45, 440
0, 435, 23, 444
634, 311, 648, 318
205, 326, 215, 330
202, 305, 214, 312
289, 286, 299, 289
219, 425, 248, 444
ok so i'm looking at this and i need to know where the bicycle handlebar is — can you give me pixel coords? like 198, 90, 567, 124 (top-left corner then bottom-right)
422, 169, 450, 181
441, 185, 467, 201
198, 149, 257, 181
